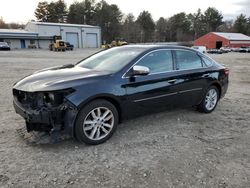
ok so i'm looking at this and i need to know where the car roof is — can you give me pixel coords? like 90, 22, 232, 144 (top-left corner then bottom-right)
118, 44, 197, 53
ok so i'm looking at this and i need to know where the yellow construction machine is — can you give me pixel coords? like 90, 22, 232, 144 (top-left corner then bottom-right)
49, 35, 66, 52
102, 38, 128, 49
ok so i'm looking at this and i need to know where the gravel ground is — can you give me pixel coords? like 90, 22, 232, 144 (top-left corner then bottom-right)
0, 49, 249, 188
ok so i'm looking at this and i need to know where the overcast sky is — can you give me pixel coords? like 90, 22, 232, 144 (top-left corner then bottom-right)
1, 0, 250, 23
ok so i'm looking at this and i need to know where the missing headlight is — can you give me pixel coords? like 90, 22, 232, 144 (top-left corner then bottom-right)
44, 93, 60, 106
43, 89, 75, 107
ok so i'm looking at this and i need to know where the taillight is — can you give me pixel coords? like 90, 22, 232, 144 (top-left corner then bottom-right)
224, 68, 229, 75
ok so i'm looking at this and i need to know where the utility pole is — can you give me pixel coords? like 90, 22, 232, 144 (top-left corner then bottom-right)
84, 15, 86, 24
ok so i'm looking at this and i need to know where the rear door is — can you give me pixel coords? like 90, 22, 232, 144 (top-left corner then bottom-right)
172, 50, 211, 106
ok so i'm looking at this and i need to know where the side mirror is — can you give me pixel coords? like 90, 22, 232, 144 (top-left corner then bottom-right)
132, 65, 150, 76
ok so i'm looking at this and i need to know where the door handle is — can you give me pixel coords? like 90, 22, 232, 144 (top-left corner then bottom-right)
168, 79, 177, 84
203, 73, 210, 78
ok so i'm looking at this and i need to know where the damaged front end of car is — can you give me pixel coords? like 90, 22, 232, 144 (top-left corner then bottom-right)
13, 88, 78, 143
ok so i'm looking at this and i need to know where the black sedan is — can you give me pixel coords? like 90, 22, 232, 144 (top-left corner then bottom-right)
13, 45, 229, 145
0, 42, 10, 50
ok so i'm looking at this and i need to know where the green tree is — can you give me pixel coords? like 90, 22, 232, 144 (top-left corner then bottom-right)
155, 17, 168, 42
46, 0, 67, 23
35, 0, 67, 23
84, 0, 96, 24
234, 14, 248, 34
168, 12, 191, 41
121, 13, 141, 42
67, 2, 85, 24
136, 11, 155, 42
34, 1, 49, 22
67, 0, 95, 24
202, 7, 223, 32
55, 0, 67, 23
94, 0, 122, 43
47, 2, 57, 22
188, 9, 206, 39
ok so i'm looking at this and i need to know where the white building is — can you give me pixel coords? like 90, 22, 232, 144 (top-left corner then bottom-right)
0, 22, 101, 49
25, 22, 101, 48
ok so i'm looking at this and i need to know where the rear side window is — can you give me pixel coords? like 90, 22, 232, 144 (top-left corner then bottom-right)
136, 50, 173, 73
175, 50, 202, 70
202, 56, 213, 67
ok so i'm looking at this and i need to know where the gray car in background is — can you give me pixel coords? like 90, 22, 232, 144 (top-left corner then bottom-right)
0, 42, 10, 51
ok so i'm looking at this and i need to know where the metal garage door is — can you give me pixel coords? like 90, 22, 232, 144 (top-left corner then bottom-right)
86, 33, 98, 48
66, 33, 79, 48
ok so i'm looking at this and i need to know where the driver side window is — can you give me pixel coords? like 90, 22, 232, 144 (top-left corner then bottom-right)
136, 50, 173, 74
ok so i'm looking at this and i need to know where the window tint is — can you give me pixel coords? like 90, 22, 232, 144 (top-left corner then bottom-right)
136, 50, 173, 73
202, 56, 213, 67
175, 50, 202, 70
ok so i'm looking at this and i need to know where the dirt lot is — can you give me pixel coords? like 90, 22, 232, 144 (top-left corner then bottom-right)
0, 49, 249, 188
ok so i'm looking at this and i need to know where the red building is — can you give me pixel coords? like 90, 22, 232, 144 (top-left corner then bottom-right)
194, 32, 250, 49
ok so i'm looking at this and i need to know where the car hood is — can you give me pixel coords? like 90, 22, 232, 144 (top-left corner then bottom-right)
13, 64, 111, 92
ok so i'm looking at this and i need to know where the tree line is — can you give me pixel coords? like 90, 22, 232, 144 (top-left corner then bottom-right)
0, 17, 24, 29
1, 0, 250, 43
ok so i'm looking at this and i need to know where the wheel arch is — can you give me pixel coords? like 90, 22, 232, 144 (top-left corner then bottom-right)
210, 82, 222, 99
198, 81, 222, 106
73, 95, 121, 144
76, 94, 122, 123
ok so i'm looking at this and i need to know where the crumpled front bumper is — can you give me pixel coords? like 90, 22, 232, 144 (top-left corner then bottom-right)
13, 99, 78, 142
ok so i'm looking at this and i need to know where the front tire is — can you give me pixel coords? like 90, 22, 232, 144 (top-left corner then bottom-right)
198, 86, 219, 113
75, 100, 118, 145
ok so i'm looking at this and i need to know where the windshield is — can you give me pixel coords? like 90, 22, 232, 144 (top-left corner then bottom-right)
76, 47, 145, 72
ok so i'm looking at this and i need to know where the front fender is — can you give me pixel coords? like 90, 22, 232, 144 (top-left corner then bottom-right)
66, 81, 125, 109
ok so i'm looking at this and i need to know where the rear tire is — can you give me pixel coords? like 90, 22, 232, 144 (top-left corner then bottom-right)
75, 100, 118, 145
198, 86, 219, 113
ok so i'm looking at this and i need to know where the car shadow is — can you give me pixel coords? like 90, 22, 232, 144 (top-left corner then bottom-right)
17, 106, 200, 149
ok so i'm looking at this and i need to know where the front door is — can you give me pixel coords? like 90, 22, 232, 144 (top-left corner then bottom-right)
123, 49, 179, 116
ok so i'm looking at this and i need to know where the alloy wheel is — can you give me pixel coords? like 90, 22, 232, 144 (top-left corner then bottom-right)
83, 107, 114, 141
205, 88, 218, 111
